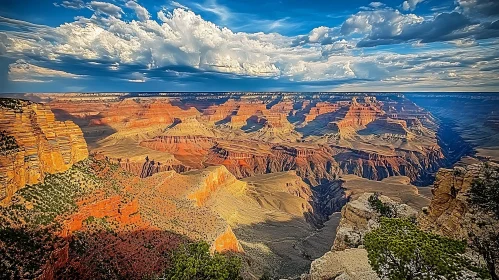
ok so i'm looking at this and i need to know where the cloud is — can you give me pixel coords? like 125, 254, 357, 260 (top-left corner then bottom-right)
9, 59, 82, 82
292, 26, 340, 46
402, 0, 424, 11
53, 0, 85, 9
2, 2, 499, 91
89, 1, 123, 18
369, 2, 386, 8
170, 1, 189, 10
125, 1, 151, 21
127, 72, 147, 82
457, 0, 499, 17
341, 8, 499, 47
193, 0, 232, 25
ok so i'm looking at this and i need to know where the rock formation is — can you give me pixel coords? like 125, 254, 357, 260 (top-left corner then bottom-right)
419, 163, 499, 277
0, 99, 88, 204
41, 93, 465, 187
302, 190, 424, 280
332, 193, 418, 251
304, 248, 379, 280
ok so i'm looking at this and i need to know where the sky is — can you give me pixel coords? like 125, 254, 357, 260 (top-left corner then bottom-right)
0, 0, 498, 92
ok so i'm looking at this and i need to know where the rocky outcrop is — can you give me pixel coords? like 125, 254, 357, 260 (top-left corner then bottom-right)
304, 248, 379, 280
89, 98, 200, 128
211, 226, 244, 253
303, 193, 418, 280
187, 165, 247, 206
207, 143, 340, 186
0, 99, 88, 204
419, 163, 499, 277
304, 102, 340, 122
332, 193, 417, 251
330, 97, 384, 133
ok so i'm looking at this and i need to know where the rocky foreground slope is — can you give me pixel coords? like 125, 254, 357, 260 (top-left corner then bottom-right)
0, 99, 88, 204
419, 163, 499, 278
305, 163, 499, 280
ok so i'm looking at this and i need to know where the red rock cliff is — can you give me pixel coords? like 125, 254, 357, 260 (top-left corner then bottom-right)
0, 99, 88, 204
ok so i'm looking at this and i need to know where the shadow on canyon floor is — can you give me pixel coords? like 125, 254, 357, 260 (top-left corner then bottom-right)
233, 214, 342, 279
52, 108, 118, 148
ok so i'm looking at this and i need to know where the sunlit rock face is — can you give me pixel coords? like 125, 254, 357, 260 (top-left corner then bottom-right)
0, 99, 88, 204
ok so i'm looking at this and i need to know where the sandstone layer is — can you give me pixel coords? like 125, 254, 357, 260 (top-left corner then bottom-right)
41, 93, 464, 186
0, 99, 88, 204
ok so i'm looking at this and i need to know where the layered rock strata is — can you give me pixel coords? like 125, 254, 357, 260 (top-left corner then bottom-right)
0, 99, 88, 204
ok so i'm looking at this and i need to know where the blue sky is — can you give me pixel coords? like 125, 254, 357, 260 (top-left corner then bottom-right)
0, 0, 498, 92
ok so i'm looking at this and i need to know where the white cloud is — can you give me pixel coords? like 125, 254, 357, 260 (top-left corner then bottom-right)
89, 1, 124, 18
193, 0, 232, 25
53, 0, 85, 9
402, 0, 424, 11
170, 1, 189, 10
2, 3, 498, 90
369, 2, 385, 8
125, 1, 151, 21
342, 9, 424, 36
9, 59, 82, 82
127, 72, 147, 82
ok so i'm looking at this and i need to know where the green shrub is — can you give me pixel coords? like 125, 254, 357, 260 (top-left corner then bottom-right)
469, 163, 499, 219
365, 218, 490, 280
162, 241, 243, 280
368, 193, 396, 218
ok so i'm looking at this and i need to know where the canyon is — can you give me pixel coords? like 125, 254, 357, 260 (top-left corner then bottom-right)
1, 92, 499, 279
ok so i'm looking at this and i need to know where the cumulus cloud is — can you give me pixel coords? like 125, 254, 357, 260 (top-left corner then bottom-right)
340, 7, 499, 47
89, 1, 123, 18
2, 2, 499, 90
9, 60, 82, 82
292, 26, 340, 46
125, 1, 150, 21
402, 0, 424, 11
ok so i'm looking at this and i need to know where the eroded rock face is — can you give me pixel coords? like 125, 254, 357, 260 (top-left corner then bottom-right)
186, 165, 247, 206
43, 94, 463, 187
419, 163, 499, 277
331, 97, 384, 134
206, 142, 340, 186
334, 145, 445, 185
0, 99, 88, 204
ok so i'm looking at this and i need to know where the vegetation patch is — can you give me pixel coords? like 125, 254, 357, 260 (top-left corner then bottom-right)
368, 193, 396, 218
161, 241, 243, 280
365, 218, 490, 280
469, 163, 499, 219
0, 130, 20, 156
0, 98, 25, 113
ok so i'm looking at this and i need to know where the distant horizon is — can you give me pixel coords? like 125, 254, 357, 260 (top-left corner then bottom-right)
3, 91, 499, 94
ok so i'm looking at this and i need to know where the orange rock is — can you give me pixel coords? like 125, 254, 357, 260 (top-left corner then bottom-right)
0, 100, 88, 204
211, 226, 244, 253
